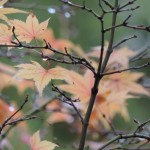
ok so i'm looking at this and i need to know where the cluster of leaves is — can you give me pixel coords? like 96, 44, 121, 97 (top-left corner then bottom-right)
0, 0, 149, 150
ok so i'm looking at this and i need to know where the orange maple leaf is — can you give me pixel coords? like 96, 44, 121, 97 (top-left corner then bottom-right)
15, 61, 67, 96
59, 68, 149, 130
30, 130, 58, 150
89, 91, 131, 129
103, 72, 149, 96
59, 69, 94, 102
10, 14, 50, 43
59, 69, 111, 105
87, 42, 136, 69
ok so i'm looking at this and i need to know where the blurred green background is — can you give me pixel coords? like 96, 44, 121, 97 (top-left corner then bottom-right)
1, 0, 150, 149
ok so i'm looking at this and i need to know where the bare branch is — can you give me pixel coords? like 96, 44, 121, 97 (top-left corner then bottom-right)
101, 62, 150, 76
99, 133, 150, 150
0, 95, 29, 135
119, 0, 137, 10
112, 35, 137, 49
59, 0, 101, 20
52, 84, 84, 125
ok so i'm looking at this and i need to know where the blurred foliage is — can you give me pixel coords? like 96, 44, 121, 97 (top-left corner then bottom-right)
0, 0, 150, 149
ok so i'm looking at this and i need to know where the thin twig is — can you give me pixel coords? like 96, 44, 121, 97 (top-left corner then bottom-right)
59, 0, 101, 20
101, 62, 150, 76
112, 35, 137, 49
52, 84, 84, 125
0, 95, 29, 135
99, 133, 150, 150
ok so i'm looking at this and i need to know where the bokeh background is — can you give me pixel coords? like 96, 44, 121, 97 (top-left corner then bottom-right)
1, 0, 150, 149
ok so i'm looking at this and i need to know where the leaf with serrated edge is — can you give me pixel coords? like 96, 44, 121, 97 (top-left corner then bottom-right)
11, 14, 50, 43
30, 130, 58, 150
0, 0, 26, 21
15, 61, 67, 96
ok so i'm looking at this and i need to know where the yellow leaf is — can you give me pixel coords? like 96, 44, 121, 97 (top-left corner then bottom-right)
59, 69, 110, 103
11, 14, 50, 43
87, 42, 136, 69
0, 62, 33, 94
30, 130, 58, 150
0, 0, 26, 21
15, 61, 67, 96
59, 70, 94, 102
103, 72, 150, 96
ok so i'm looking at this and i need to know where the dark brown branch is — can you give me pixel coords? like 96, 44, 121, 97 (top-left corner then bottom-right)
5, 116, 38, 126
125, 24, 150, 32
104, 15, 132, 32
59, 0, 101, 20
119, 6, 140, 12
0, 36, 95, 74
119, 0, 137, 10
101, 62, 150, 76
102, 0, 113, 10
130, 46, 150, 62
112, 35, 137, 49
52, 84, 84, 125
78, 1, 119, 150
99, 133, 150, 150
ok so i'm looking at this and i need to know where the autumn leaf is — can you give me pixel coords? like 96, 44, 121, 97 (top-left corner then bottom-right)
103, 72, 150, 96
59, 68, 149, 130
10, 14, 50, 43
0, 0, 26, 21
15, 61, 67, 96
59, 69, 94, 102
87, 42, 136, 69
30, 130, 58, 150
0, 62, 33, 94
89, 91, 132, 130
59, 69, 111, 105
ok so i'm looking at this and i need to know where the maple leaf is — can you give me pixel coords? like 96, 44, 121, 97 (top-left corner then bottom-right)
87, 42, 136, 69
0, 62, 33, 94
30, 130, 58, 150
88, 91, 131, 130
59, 69, 111, 104
15, 61, 67, 96
59, 68, 149, 130
0, 0, 26, 21
59, 69, 94, 102
10, 14, 50, 43
103, 72, 150, 96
